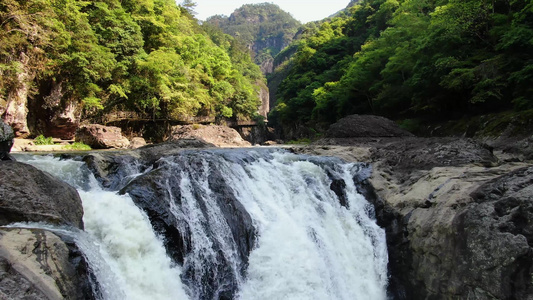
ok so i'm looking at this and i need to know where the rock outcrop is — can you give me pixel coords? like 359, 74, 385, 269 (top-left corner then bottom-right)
75, 124, 130, 149
325, 114, 414, 138
0, 161, 84, 228
0, 228, 95, 300
0, 157, 95, 299
84, 138, 215, 190
128, 137, 147, 149
0, 120, 15, 161
297, 135, 533, 299
170, 125, 251, 147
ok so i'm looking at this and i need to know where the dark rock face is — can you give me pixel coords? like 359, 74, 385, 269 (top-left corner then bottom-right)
325, 114, 415, 138
120, 152, 256, 300
83, 144, 256, 300
75, 124, 130, 149
397, 166, 533, 300
0, 228, 97, 300
0, 119, 15, 161
84, 139, 215, 190
0, 161, 84, 229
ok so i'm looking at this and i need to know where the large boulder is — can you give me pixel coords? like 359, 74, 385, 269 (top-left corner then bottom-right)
84, 139, 215, 190
0, 228, 96, 300
128, 137, 147, 149
75, 124, 130, 149
170, 124, 251, 147
0, 119, 14, 161
325, 114, 414, 138
0, 161, 84, 228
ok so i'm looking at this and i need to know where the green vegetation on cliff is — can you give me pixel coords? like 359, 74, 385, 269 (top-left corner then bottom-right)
0, 0, 264, 124
205, 3, 301, 73
271, 0, 533, 131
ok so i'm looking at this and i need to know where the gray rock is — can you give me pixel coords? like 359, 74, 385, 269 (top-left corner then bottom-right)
0, 120, 14, 161
128, 137, 147, 149
0, 161, 84, 229
294, 139, 532, 299
0, 228, 96, 300
75, 124, 130, 149
325, 114, 414, 138
83, 139, 215, 190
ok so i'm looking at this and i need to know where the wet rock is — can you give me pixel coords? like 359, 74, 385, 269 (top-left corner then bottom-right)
170, 124, 251, 147
0, 120, 15, 161
325, 114, 414, 138
75, 124, 130, 149
0, 161, 84, 229
120, 152, 256, 300
0, 228, 96, 300
84, 139, 215, 189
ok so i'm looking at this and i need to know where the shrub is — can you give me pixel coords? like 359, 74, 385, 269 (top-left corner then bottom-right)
34, 135, 54, 145
64, 142, 92, 151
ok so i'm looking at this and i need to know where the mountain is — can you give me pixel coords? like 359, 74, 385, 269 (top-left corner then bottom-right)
205, 3, 301, 74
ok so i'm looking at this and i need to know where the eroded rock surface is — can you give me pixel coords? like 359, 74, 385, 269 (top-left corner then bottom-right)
0, 228, 95, 300
0, 120, 15, 161
0, 161, 84, 228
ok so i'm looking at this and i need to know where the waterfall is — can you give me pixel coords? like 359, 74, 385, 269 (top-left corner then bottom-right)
16, 148, 388, 300
17, 155, 189, 300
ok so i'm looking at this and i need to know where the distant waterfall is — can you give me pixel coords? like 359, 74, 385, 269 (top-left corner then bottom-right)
18, 148, 388, 300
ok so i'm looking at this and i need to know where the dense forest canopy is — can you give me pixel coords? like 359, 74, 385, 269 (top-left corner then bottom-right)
0, 0, 265, 134
205, 3, 301, 73
270, 0, 533, 131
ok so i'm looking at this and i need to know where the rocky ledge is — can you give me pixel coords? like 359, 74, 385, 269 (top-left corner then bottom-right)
294, 114, 533, 299
0, 121, 95, 299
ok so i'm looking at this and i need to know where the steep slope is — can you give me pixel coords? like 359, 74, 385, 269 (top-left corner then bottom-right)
0, 0, 265, 138
269, 0, 533, 139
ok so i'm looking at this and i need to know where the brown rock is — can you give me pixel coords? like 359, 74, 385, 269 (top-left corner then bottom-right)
75, 124, 130, 149
169, 125, 251, 147
45, 101, 81, 140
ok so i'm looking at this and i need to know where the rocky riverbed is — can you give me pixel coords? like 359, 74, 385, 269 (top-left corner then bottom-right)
2, 115, 533, 299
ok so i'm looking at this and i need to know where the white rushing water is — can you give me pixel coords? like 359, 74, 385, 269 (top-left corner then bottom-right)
219, 151, 389, 300
155, 150, 388, 300
16, 150, 388, 300
17, 155, 189, 300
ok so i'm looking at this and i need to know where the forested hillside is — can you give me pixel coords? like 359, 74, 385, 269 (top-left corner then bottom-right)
270, 0, 533, 134
0, 0, 264, 137
205, 3, 301, 74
